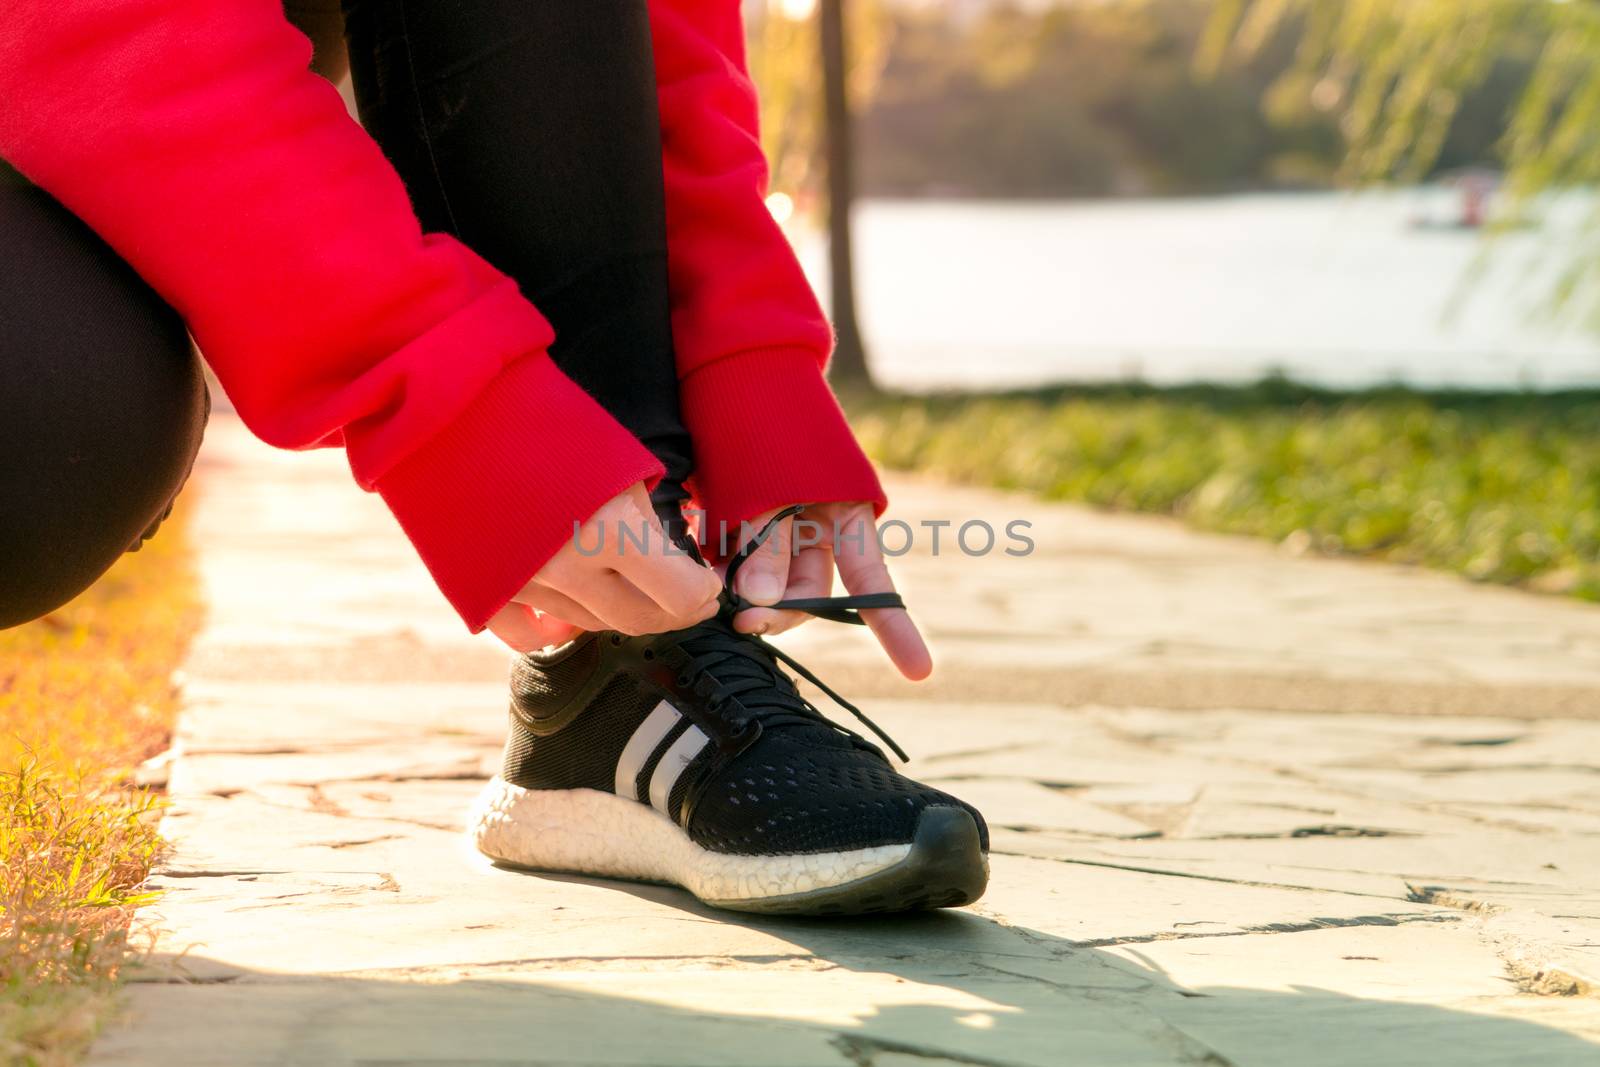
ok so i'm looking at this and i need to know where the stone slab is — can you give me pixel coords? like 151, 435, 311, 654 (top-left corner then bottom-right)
88, 416, 1600, 1065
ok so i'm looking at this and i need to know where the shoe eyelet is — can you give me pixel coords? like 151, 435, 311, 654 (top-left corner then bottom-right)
726, 719, 762, 751
676, 674, 690, 686
642, 649, 654, 660
609, 634, 623, 646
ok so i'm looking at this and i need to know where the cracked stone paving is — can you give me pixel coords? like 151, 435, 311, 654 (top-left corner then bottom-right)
91, 417, 1600, 1065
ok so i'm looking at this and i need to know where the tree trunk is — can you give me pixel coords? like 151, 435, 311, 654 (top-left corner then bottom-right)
819, 0, 873, 389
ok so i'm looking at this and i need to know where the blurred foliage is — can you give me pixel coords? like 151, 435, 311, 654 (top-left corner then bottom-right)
859, 0, 1331, 196
1208, 0, 1600, 324
1, 513, 200, 1066
749, 0, 895, 200
848, 382, 1600, 599
747, 0, 1539, 199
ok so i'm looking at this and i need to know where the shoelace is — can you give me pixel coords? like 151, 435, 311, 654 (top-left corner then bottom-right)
668, 505, 910, 762
721, 504, 907, 626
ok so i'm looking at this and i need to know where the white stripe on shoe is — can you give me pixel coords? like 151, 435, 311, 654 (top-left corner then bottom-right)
648, 724, 711, 820
614, 700, 683, 801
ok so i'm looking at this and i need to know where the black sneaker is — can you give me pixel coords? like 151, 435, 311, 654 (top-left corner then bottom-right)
469, 511, 988, 916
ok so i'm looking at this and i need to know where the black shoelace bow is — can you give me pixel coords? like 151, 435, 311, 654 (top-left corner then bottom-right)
666, 505, 910, 763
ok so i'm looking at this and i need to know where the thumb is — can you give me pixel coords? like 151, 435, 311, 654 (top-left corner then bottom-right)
735, 512, 793, 606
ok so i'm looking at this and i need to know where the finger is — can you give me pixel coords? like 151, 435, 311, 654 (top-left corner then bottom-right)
610, 534, 722, 621
545, 569, 713, 636
486, 602, 557, 652
734, 512, 794, 610
735, 541, 831, 636
546, 497, 720, 626
530, 609, 581, 647
833, 509, 933, 681
517, 585, 609, 635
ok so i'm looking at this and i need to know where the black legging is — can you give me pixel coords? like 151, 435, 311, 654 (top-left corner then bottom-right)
0, 0, 693, 628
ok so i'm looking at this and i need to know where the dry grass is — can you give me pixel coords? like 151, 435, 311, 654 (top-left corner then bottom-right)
0, 511, 202, 1067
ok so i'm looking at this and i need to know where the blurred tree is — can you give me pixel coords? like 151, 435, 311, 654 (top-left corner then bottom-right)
748, 0, 892, 203
1203, 0, 1600, 323
748, 2, 824, 199
749, 1, 1539, 201
747, 0, 893, 386
820, 0, 870, 385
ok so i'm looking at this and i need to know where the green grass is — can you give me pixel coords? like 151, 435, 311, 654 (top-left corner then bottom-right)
1, 510, 201, 1067
846, 380, 1600, 599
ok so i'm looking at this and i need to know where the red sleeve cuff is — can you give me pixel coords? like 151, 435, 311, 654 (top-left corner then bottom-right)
374, 354, 665, 630
680, 347, 885, 552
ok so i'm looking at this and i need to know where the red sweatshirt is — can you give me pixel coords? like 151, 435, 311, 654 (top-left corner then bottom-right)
0, 0, 884, 630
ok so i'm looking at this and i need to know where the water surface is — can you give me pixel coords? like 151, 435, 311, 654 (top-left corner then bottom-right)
795, 192, 1600, 392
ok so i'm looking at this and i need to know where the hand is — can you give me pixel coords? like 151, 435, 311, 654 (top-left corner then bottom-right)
730, 501, 933, 681
486, 483, 722, 651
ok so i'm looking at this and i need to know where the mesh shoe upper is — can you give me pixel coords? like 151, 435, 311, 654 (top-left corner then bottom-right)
501, 618, 988, 858
686, 718, 984, 855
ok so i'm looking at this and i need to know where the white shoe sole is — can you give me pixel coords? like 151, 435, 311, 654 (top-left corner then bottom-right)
470, 776, 911, 909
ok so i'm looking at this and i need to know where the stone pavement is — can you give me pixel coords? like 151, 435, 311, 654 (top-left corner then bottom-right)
93, 415, 1600, 1066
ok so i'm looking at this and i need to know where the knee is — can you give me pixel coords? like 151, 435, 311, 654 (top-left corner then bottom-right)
0, 345, 206, 628
0, 182, 207, 627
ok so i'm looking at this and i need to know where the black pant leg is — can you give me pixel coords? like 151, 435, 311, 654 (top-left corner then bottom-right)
341, 0, 694, 501
0, 161, 207, 628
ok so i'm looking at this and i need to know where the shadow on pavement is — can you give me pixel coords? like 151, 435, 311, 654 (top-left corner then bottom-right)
110, 870, 1600, 1066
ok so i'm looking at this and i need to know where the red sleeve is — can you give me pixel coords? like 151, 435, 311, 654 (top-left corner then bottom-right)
0, 0, 663, 631
649, 0, 885, 546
